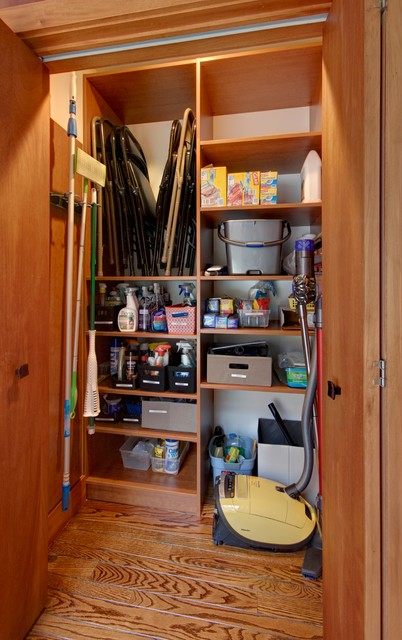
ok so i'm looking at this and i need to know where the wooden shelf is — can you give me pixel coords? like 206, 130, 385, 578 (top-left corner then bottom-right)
200, 379, 305, 394
93, 423, 198, 442
98, 381, 197, 400
91, 422, 197, 442
200, 202, 321, 226
200, 132, 322, 174
87, 436, 197, 494
94, 331, 197, 341
200, 321, 305, 337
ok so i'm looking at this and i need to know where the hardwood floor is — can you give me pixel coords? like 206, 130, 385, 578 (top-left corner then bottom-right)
27, 492, 323, 639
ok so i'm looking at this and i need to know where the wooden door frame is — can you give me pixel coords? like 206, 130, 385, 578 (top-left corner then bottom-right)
381, 1, 402, 636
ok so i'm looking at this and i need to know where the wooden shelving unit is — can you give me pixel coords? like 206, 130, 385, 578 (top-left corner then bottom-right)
82, 41, 322, 516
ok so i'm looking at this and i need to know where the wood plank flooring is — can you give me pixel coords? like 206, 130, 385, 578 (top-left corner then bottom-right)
26, 493, 322, 639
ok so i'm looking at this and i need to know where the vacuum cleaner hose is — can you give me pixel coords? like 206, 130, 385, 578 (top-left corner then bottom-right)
285, 335, 317, 498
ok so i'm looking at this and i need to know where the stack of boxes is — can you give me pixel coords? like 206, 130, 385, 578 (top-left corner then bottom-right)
201, 166, 278, 207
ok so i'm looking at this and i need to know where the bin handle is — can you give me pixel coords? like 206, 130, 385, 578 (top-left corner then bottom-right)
218, 220, 291, 248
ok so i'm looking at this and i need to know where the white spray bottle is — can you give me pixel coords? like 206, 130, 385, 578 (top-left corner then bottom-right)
118, 287, 139, 332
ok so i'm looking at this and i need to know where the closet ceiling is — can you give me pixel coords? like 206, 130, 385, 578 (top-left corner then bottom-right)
0, 0, 331, 72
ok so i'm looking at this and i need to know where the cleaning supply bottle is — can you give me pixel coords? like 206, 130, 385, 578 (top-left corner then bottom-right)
110, 337, 122, 377
151, 283, 167, 332
138, 286, 151, 332
301, 150, 322, 202
154, 344, 171, 366
176, 341, 196, 367
118, 287, 139, 332
178, 282, 196, 306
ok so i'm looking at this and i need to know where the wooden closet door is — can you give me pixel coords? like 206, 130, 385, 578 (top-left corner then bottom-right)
322, 1, 382, 638
381, 1, 402, 636
0, 20, 49, 640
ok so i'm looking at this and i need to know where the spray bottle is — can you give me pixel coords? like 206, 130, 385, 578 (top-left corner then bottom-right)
118, 287, 139, 332
178, 282, 196, 306
154, 344, 171, 366
176, 341, 196, 367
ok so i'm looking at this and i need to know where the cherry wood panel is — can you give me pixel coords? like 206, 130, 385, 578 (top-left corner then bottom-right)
0, 18, 49, 640
27, 498, 323, 639
322, 1, 381, 638
201, 133, 322, 173
0, 1, 331, 72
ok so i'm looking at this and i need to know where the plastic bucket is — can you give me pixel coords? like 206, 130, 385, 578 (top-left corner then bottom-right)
218, 219, 291, 275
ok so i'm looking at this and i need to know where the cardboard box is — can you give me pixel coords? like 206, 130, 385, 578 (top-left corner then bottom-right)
201, 166, 227, 206
279, 306, 315, 330
141, 400, 197, 433
260, 171, 278, 204
207, 353, 272, 386
227, 171, 260, 206
257, 418, 319, 504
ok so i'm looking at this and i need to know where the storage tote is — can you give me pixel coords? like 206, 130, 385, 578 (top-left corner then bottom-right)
209, 434, 256, 480
217, 219, 291, 275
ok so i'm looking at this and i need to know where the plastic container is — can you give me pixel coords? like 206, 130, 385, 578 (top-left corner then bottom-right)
209, 434, 256, 480
151, 441, 190, 475
238, 309, 270, 328
301, 150, 322, 203
165, 439, 179, 473
119, 437, 155, 470
285, 367, 308, 388
217, 219, 291, 275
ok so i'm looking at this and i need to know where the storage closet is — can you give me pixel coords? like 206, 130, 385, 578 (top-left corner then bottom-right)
81, 42, 322, 515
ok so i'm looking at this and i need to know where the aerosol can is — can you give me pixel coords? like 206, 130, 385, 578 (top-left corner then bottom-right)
176, 341, 196, 367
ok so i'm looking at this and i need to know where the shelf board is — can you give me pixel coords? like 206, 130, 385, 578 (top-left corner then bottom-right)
93, 423, 198, 442
200, 380, 305, 394
200, 274, 293, 281
94, 331, 197, 341
200, 321, 304, 337
87, 441, 198, 495
88, 276, 197, 282
98, 382, 197, 400
200, 202, 321, 226
200, 132, 322, 173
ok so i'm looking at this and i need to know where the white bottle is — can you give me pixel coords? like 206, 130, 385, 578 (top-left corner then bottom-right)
117, 287, 139, 332
301, 150, 322, 203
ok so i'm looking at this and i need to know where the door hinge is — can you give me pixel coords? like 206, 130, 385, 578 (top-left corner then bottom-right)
373, 360, 386, 387
373, 0, 387, 11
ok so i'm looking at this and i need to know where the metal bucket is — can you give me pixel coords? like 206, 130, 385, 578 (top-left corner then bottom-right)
218, 219, 291, 275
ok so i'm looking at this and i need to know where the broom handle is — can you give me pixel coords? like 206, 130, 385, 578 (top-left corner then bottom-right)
88, 188, 98, 435
62, 72, 77, 512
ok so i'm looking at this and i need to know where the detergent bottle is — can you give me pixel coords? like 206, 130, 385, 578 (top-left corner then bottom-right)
301, 150, 322, 203
118, 287, 139, 332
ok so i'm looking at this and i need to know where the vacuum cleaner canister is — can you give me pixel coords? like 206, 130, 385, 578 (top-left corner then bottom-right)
213, 472, 317, 551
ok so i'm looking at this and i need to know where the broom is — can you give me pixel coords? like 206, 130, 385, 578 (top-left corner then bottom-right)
62, 72, 77, 512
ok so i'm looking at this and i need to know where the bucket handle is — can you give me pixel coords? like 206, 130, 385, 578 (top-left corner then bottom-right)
217, 220, 291, 248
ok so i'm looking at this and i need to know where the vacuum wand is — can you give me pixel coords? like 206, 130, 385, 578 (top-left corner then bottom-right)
293, 238, 316, 373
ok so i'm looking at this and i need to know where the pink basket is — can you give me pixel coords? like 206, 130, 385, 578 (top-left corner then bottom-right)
166, 305, 196, 335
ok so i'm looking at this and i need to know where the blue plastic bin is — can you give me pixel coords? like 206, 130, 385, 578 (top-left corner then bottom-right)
209, 434, 256, 480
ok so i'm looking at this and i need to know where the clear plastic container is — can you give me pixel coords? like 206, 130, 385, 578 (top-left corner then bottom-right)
119, 437, 155, 470
238, 309, 270, 328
